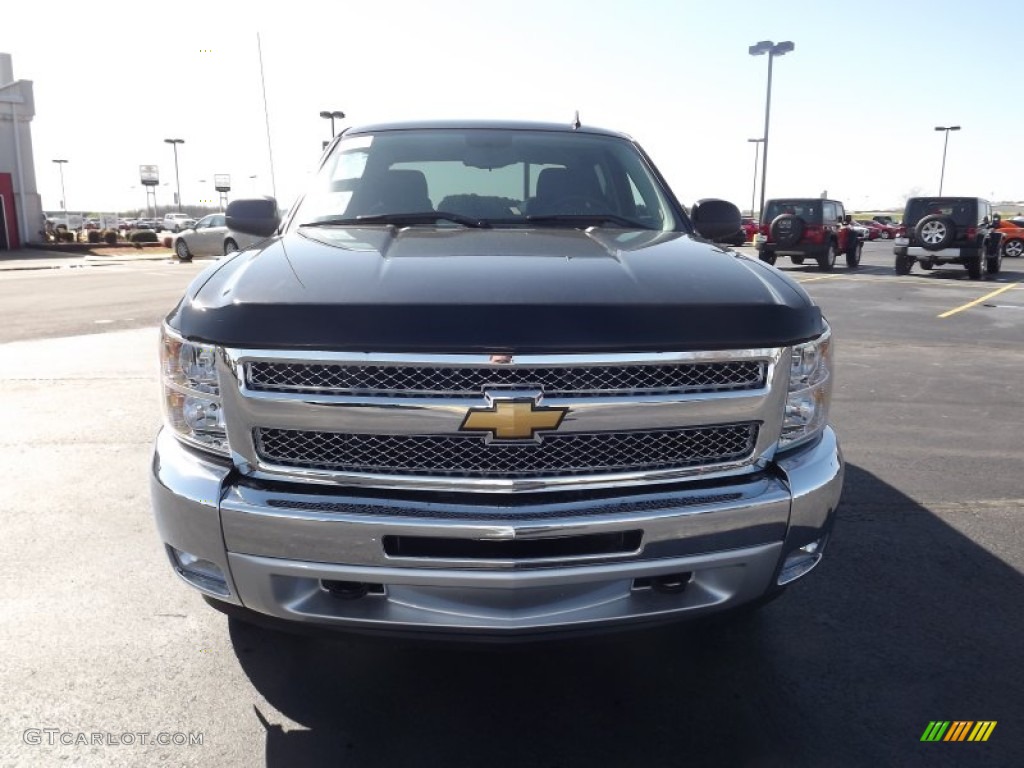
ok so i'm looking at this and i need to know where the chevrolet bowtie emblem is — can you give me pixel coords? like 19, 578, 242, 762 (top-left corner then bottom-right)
460, 399, 568, 441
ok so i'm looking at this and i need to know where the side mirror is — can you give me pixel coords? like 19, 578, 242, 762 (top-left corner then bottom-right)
226, 197, 280, 238
691, 198, 742, 241
992, 213, 1001, 224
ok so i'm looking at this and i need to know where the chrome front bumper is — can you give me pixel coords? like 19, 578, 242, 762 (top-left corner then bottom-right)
150, 427, 843, 636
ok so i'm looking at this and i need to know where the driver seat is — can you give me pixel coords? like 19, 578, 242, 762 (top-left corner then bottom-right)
360, 169, 433, 215
529, 167, 605, 215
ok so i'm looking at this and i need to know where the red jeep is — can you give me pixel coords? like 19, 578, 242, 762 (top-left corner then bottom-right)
755, 198, 860, 270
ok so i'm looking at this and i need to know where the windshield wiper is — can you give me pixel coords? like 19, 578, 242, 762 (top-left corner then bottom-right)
525, 213, 652, 229
299, 212, 491, 229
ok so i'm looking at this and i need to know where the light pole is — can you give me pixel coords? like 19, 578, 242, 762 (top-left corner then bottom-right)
319, 109, 345, 142
747, 138, 764, 218
935, 125, 960, 195
164, 138, 185, 211
749, 40, 794, 223
52, 159, 68, 214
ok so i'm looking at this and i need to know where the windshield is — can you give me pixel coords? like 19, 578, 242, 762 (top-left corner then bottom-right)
763, 200, 823, 224
289, 128, 679, 231
904, 198, 977, 227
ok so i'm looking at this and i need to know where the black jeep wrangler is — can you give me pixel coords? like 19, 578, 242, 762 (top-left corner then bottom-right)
893, 197, 1003, 279
755, 198, 860, 271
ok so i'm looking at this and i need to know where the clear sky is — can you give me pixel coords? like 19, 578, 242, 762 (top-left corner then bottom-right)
4, 0, 1022, 216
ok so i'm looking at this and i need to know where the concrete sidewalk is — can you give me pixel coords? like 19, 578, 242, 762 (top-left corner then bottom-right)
0, 247, 175, 271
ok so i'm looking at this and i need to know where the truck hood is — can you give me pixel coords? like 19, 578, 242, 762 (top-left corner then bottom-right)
169, 227, 822, 353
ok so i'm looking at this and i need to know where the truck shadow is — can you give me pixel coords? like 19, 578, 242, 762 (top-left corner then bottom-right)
229, 463, 1024, 767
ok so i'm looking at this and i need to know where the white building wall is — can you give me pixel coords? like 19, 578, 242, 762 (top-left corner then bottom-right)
0, 52, 43, 245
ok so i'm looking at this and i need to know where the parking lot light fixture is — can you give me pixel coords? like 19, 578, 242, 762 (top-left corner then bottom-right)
749, 40, 795, 225
319, 110, 346, 139
52, 159, 68, 213
934, 126, 961, 196
164, 138, 185, 212
747, 139, 764, 218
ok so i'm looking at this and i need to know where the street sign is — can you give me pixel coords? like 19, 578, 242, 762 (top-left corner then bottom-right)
214, 174, 231, 192
140, 165, 159, 186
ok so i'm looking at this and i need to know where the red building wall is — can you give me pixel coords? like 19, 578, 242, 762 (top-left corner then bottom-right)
0, 173, 19, 249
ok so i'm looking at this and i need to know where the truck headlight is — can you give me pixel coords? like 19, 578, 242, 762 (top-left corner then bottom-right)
779, 324, 833, 450
160, 325, 229, 455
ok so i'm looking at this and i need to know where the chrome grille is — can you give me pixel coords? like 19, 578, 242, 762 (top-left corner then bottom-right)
253, 423, 759, 478
246, 360, 766, 397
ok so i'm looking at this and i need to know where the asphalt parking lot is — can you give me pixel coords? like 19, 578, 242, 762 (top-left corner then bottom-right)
1, 240, 1022, 767
757, 240, 1024, 345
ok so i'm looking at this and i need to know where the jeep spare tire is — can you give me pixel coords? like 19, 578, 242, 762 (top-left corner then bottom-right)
915, 214, 956, 251
770, 214, 805, 248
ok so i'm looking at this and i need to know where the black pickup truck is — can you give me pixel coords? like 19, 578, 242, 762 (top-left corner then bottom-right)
151, 120, 843, 639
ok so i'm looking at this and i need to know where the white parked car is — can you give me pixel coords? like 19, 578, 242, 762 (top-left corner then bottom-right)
48, 213, 84, 230
848, 221, 871, 240
171, 213, 263, 261
162, 212, 195, 232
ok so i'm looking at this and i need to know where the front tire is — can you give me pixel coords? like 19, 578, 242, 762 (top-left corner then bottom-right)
175, 239, 192, 262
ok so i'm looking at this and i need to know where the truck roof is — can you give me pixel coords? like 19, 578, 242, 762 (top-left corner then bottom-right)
343, 119, 631, 140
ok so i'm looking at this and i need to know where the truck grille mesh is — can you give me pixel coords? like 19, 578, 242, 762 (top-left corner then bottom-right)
246, 360, 766, 398
253, 423, 758, 478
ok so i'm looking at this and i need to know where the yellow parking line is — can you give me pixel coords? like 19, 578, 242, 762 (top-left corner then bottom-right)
938, 282, 1021, 318
797, 275, 849, 283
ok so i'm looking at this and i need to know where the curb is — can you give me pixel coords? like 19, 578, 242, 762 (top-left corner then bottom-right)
0, 249, 179, 272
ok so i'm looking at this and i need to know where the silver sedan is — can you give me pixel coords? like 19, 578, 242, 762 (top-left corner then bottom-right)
171, 213, 262, 261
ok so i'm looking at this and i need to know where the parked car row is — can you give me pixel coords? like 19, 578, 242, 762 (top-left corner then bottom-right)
743, 194, 1022, 280
722, 212, 902, 247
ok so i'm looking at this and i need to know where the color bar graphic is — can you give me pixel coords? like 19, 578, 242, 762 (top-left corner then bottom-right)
967, 722, 997, 742
921, 721, 949, 742
920, 721, 996, 742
